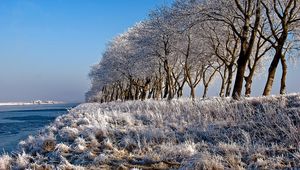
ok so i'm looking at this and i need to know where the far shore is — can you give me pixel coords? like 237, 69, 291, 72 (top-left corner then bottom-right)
0, 100, 64, 106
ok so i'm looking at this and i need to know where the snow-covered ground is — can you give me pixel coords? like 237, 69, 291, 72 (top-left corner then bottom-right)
1, 94, 300, 169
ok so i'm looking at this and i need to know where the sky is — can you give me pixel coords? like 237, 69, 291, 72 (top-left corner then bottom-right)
0, 0, 299, 103
0, 0, 172, 102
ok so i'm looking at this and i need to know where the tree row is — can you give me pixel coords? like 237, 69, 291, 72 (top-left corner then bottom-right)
86, 0, 300, 102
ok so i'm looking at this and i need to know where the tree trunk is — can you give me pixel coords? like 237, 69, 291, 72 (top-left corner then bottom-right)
141, 78, 151, 101
119, 83, 124, 101
115, 85, 119, 101
219, 82, 225, 97
148, 87, 153, 99
244, 60, 258, 97
190, 86, 195, 99
168, 77, 174, 100
110, 85, 115, 101
103, 86, 108, 102
262, 0, 289, 96
225, 65, 233, 97
280, 54, 287, 95
177, 87, 183, 98
153, 75, 161, 99
203, 85, 208, 98
134, 86, 139, 100
127, 80, 134, 100
263, 50, 281, 96
219, 67, 227, 97
232, 1, 261, 99
163, 80, 169, 98
244, 76, 252, 97
232, 48, 250, 99
163, 59, 172, 99
102, 86, 107, 102
154, 78, 162, 99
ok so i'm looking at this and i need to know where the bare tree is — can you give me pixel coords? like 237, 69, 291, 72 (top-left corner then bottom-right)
204, 21, 239, 97
261, 0, 300, 95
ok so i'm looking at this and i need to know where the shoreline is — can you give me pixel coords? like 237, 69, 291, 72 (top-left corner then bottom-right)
0, 101, 65, 106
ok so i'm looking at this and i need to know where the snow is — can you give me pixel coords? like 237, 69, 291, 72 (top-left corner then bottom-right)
0, 93, 300, 169
0, 154, 11, 170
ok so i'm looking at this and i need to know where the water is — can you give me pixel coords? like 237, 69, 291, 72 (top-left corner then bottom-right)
0, 103, 78, 153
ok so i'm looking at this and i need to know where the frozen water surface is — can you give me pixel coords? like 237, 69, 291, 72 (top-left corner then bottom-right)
0, 103, 78, 153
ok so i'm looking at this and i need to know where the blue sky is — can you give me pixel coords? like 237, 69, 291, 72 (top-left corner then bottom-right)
0, 0, 299, 102
0, 0, 172, 102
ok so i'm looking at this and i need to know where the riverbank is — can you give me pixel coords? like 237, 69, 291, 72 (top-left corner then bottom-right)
0, 94, 299, 169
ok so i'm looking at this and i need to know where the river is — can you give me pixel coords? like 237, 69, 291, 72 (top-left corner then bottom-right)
0, 103, 78, 153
